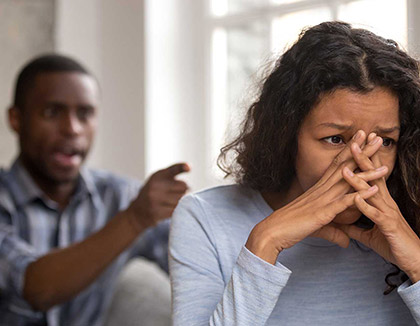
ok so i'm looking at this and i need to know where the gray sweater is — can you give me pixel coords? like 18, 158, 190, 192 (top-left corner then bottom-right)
169, 185, 420, 325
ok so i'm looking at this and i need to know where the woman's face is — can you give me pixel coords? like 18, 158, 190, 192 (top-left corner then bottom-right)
294, 87, 400, 224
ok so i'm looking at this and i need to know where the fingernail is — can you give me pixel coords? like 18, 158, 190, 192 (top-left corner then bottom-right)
368, 133, 377, 141
370, 137, 380, 145
368, 185, 378, 192
375, 166, 387, 172
344, 167, 354, 177
353, 131, 361, 140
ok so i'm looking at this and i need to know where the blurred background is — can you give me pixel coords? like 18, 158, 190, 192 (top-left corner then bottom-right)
0, 0, 418, 192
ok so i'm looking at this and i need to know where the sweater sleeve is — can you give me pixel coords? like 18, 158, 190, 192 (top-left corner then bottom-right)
169, 195, 292, 326
398, 279, 420, 324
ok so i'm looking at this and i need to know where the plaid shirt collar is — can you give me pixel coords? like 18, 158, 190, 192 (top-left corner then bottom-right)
4, 159, 99, 211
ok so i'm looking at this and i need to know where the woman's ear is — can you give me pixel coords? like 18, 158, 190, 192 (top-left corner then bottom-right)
8, 106, 21, 135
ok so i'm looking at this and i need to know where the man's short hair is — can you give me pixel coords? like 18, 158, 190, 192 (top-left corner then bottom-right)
13, 54, 91, 109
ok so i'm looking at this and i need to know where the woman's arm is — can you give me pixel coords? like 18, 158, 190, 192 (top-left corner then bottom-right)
169, 195, 292, 326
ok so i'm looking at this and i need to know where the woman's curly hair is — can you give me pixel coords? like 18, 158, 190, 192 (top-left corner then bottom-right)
218, 21, 420, 293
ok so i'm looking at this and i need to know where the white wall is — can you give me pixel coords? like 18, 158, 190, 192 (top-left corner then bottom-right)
408, 0, 420, 56
55, 0, 146, 180
145, 0, 212, 191
0, 0, 55, 168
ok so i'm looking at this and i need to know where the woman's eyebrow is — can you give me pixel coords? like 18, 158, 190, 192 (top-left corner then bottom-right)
316, 122, 352, 130
316, 123, 400, 134
374, 126, 400, 134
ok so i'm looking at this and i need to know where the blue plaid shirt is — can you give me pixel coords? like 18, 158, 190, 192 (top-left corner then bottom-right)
0, 160, 170, 326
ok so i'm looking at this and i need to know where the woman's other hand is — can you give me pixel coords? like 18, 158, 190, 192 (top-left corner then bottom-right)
339, 134, 420, 283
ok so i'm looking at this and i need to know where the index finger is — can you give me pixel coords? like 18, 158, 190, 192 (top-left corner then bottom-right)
159, 163, 191, 179
350, 135, 382, 172
321, 130, 366, 182
369, 150, 389, 194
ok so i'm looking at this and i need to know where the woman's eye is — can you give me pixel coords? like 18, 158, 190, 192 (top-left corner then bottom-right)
382, 138, 395, 147
323, 136, 344, 145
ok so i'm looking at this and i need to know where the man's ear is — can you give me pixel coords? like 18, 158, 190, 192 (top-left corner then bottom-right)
8, 106, 21, 135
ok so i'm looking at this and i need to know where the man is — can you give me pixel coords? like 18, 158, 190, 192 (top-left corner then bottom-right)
0, 54, 189, 325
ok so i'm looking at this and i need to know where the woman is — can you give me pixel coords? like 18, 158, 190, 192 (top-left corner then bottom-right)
170, 21, 420, 325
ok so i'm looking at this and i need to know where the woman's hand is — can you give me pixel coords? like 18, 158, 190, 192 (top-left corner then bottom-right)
246, 130, 388, 265
339, 134, 420, 283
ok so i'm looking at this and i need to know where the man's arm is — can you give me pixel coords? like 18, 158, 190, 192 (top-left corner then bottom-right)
22, 163, 189, 311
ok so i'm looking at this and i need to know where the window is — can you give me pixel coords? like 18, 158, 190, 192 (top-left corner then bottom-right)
208, 0, 408, 181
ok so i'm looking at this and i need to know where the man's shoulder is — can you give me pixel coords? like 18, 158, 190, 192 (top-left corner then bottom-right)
0, 168, 16, 215
0, 166, 12, 183
0, 166, 13, 193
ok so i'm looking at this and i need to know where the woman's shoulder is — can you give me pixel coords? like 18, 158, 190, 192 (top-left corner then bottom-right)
185, 184, 257, 207
172, 184, 264, 252
174, 184, 266, 229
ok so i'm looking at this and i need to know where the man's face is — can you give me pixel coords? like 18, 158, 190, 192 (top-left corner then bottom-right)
11, 72, 99, 185
294, 87, 400, 224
